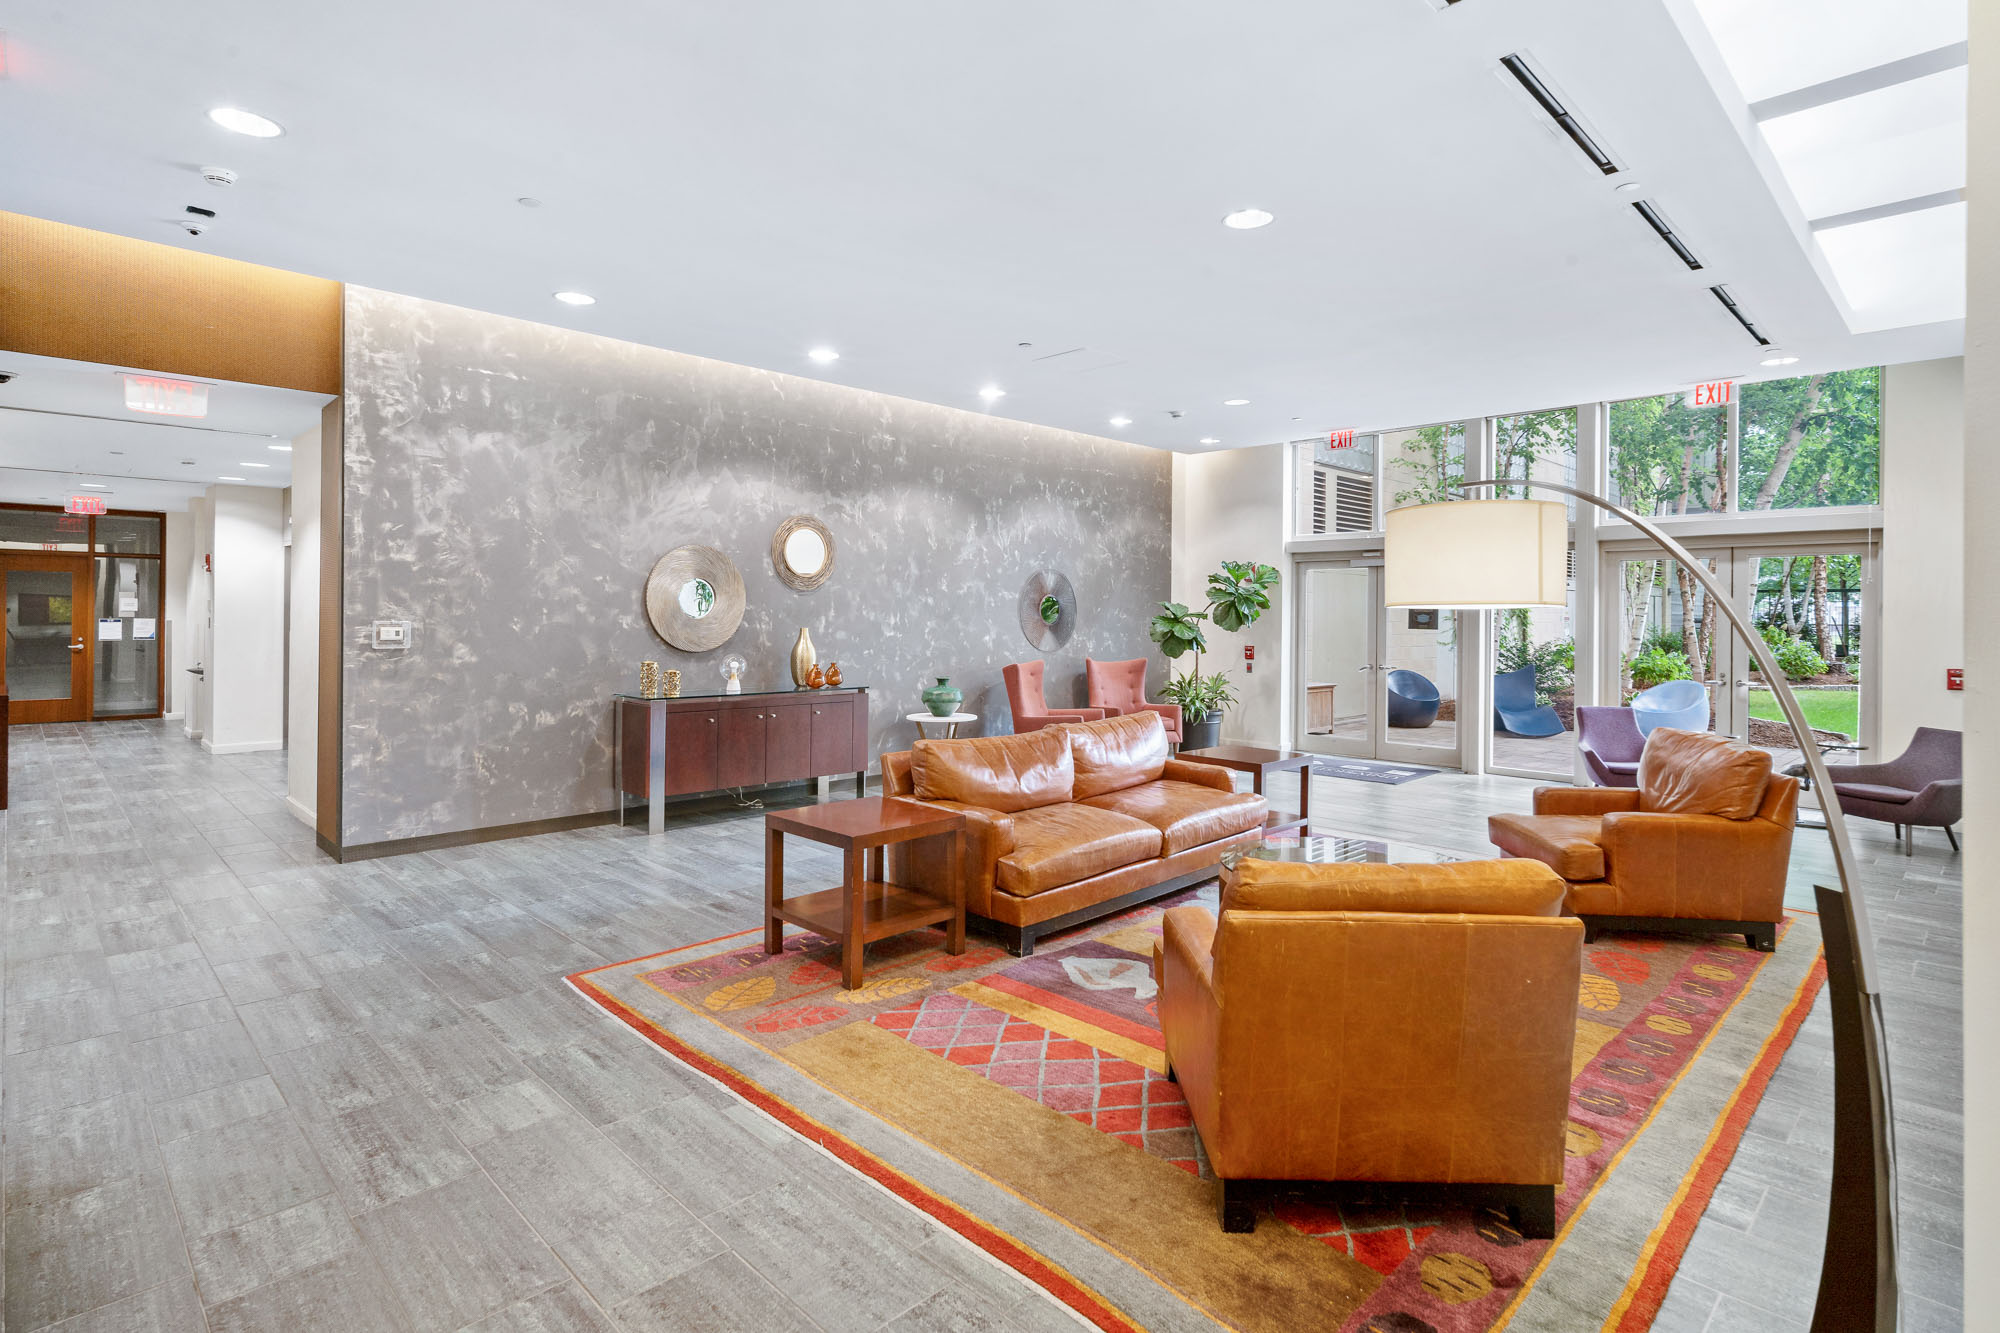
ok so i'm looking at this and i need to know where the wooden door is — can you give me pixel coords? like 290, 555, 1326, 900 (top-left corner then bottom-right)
808, 696, 855, 777
765, 703, 811, 783
1, 554, 93, 724
663, 710, 719, 794
717, 707, 766, 789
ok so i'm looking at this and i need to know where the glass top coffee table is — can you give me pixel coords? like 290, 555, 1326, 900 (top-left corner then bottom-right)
1220, 828, 1468, 870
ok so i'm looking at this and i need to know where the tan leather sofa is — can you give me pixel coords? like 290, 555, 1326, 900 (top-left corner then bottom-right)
1156, 857, 1580, 1235
1488, 728, 1798, 952
882, 712, 1268, 955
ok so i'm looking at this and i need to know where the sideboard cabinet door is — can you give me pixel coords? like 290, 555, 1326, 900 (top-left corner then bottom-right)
765, 704, 812, 783
663, 711, 719, 795
717, 708, 766, 789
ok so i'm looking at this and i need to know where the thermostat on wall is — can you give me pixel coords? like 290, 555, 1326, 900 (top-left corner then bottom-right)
371, 620, 412, 651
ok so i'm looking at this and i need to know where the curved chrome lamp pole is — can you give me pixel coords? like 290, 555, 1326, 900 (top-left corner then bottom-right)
1442, 478, 1898, 1332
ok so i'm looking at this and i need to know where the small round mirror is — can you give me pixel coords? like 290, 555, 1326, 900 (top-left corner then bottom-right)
678, 578, 716, 619
770, 515, 835, 591
782, 527, 827, 577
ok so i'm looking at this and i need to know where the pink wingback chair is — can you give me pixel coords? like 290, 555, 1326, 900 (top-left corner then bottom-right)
1002, 661, 1105, 733
1086, 657, 1183, 746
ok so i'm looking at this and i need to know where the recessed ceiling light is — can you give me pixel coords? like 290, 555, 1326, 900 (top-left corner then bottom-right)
978, 385, 1006, 401
1109, 416, 1132, 427
807, 347, 840, 364
1223, 398, 1250, 406
517, 197, 542, 208
1199, 437, 1221, 445
218, 476, 246, 482
207, 107, 284, 138
1760, 352, 1801, 366
1222, 208, 1275, 230
268, 443, 292, 451
240, 462, 270, 468
553, 291, 596, 306
1614, 181, 1645, 195
79, 484, 110, 490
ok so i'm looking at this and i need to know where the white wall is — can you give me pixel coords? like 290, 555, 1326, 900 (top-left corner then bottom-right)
185, 497, 213, 740
1878, 357, 1965, 756
285, 424, 321, 824
1171, 444, 1288, 746
206, 485, 286, 754
1962, 1, 1997, 1306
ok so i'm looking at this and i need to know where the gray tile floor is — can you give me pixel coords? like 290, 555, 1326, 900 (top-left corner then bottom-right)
1, 721, 1963, 1333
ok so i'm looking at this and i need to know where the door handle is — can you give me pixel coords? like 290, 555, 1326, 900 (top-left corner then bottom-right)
69, 640, 84, 653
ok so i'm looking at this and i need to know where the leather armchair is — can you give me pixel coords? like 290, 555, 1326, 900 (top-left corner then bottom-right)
1002, 660, 1104, 733
1156, 857, 1579, 1236
1085, 657, 1182, 745
1489, 728, 1798, 951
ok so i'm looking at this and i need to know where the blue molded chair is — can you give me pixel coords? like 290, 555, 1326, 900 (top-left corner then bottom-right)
1631, 679, 1710, 736
1493, 666, 1565, 737
1385, 669, 1442, 729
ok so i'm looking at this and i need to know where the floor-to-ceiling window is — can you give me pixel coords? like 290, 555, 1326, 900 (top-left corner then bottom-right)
1485, 409, 1578, 778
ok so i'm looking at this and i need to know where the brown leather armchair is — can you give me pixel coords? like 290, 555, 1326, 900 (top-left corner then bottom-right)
1156, 857, 1580, 1236
1488, 728, 1798, 952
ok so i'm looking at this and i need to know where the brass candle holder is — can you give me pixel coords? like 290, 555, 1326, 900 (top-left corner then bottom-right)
639, 661, 660, 698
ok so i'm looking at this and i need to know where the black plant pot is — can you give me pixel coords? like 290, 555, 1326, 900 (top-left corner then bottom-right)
1182, 710, 1223, 751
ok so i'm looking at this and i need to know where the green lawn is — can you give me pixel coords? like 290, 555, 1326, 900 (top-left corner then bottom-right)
1747, 687, 1858, 738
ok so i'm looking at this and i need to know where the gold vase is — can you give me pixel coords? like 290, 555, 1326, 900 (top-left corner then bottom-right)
663, 668, 681, 698
639, 661, 660, 698
789, 628, 815, 687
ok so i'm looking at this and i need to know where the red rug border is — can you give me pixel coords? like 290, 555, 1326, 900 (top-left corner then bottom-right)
566, 970, 1149, 1333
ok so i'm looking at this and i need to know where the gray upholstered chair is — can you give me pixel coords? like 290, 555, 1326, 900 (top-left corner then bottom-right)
1828, 727, 1962, 852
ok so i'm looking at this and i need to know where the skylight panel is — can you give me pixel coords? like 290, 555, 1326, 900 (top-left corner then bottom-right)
1759, 67, 1966, 221
1815, 202, 1966, 331
1689, 0, 1964, 103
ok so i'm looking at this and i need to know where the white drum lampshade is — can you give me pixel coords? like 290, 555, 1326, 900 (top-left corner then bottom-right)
1384, 499, 1568, 609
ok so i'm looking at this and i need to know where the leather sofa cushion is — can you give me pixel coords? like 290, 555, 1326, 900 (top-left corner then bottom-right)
1832, 782, 1915, 805
1080, 779, 1266, 855
995, 804, 1162, 897
1487, 814, 1607, 882
1220, 857, 1568, 917
912, 728, 1073, 812
1060, 712, 1170, 800
1638, 728, 1771, 819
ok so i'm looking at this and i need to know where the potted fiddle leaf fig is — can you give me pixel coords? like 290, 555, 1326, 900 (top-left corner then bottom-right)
1147, 561, 1278, 749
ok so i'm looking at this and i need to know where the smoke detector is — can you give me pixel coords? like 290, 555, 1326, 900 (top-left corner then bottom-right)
202, 167, 238, 187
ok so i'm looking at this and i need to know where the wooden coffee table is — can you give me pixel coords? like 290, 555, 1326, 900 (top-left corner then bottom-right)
1177, 744, 1314, 835
764, 797, 966, 988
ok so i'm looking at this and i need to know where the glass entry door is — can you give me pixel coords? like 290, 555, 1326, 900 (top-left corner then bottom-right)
1295, 558, 1460, 765
2, 555, 94, 724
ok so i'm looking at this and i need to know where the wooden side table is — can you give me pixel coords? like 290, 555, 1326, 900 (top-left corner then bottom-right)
764, 797, 966, 988
1177, 744, 1315, 835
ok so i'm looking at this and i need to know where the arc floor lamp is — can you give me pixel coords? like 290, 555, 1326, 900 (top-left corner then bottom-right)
1385, 480, 1896, 1333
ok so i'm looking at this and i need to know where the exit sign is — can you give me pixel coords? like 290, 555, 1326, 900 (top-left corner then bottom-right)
123, 374, 209, 418
1328, 429, 1356, 449
66, 496, 107, 516
1686, 380, 1734, 409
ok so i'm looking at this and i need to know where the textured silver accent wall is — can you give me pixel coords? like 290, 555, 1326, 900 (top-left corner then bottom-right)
341, 287, 1172, 846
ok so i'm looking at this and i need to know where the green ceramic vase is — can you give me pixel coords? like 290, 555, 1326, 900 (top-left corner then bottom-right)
921, 677, 963, 718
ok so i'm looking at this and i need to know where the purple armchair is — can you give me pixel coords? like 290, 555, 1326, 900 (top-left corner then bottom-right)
1828, 726, 1962, 852
1576, 706, 1644, 788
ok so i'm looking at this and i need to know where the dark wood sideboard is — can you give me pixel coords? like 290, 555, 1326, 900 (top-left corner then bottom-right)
615, 687, 868, 834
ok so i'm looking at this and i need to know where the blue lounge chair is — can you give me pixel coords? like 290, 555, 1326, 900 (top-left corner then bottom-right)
1493, 666, 1564, 737
1631, 679, 1709, 735
1385, 669, 1441, 729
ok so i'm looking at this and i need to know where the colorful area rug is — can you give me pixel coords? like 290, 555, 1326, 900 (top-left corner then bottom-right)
571, 885, 1824, 1333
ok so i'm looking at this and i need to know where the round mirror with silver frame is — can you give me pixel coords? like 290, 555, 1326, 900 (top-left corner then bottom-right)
646, 545, 745, 651
771, 514, 835, 591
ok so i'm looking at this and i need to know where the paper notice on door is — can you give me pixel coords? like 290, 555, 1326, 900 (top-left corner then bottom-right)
118, 596, 139, 616
97, 618, 124, 641
133, 618, 157, 640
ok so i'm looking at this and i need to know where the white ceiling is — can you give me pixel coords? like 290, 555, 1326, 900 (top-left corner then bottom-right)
0, 0, 1964, 454
0, 350, 327, 511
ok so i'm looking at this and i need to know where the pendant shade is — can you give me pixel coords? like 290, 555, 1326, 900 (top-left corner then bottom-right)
1384, 498, 1568, 609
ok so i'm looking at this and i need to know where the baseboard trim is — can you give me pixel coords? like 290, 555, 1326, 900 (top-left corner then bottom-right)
284, 795, 316, 827
323, 807, 621, 863
200, 738, 283, 755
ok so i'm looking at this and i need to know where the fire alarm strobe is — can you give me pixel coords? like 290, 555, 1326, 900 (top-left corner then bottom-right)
1243, 644, 1255, 674
1946, 668, 1964, 692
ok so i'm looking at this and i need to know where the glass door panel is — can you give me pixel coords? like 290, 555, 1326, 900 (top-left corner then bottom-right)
1737, 548, 1868, 782
1296, 563, 1377, 758
1379, 608, 1458, 762
1611, 552, 1725, 735
3, 556, 93, 723
1486, 555, 1580, 780
93, 556, 162, 718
